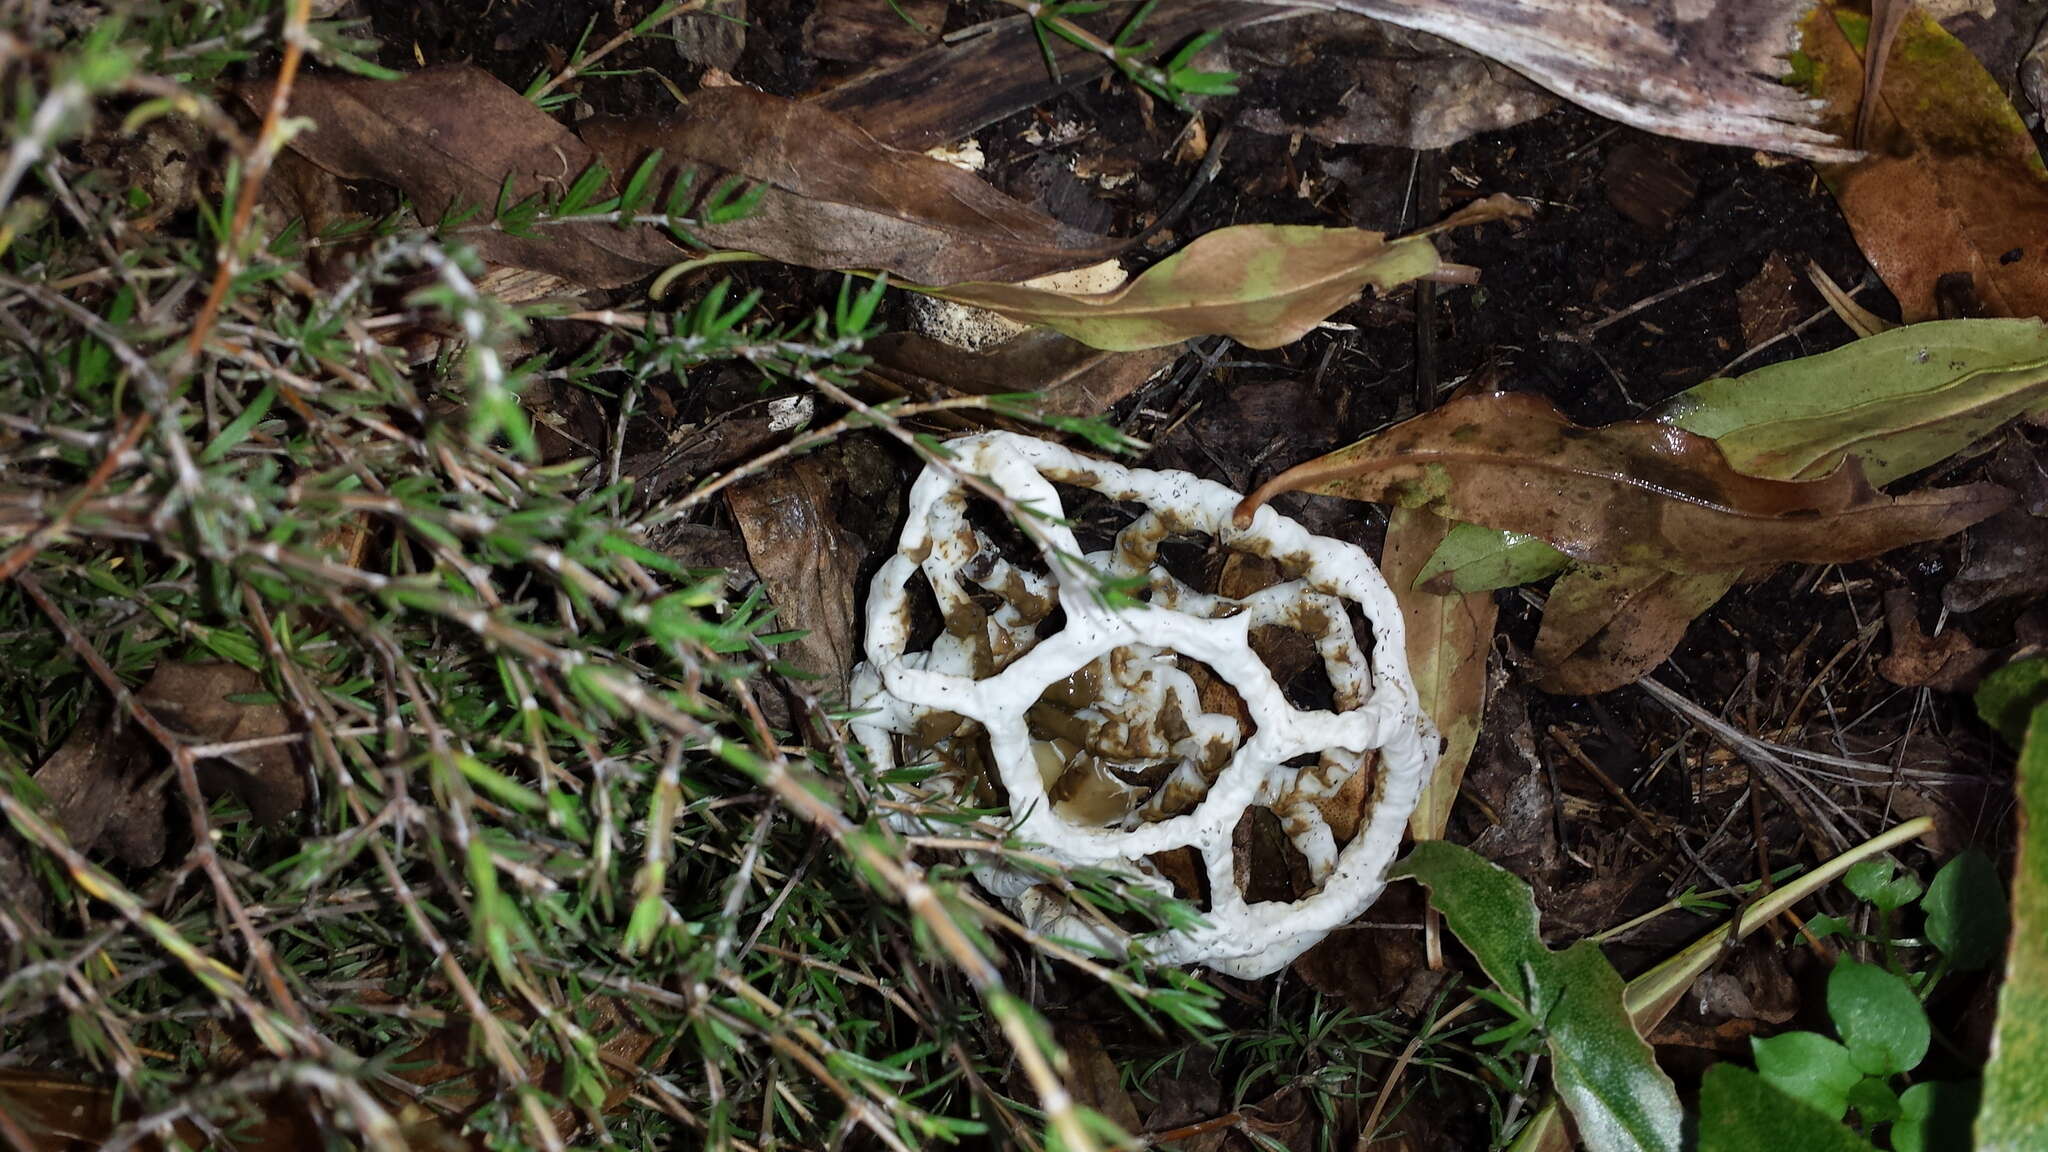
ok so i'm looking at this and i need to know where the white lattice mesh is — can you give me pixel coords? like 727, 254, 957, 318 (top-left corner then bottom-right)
850, 432, 1437, 977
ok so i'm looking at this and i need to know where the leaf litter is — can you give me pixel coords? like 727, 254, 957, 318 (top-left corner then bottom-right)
23, 4, 2048, 1152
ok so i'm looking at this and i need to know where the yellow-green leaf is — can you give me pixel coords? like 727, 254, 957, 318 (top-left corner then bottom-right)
1658, 319, 2048, 484
1381, 506, 1497, 840
924, 194, 1527, 352
931, 227, 1439, 352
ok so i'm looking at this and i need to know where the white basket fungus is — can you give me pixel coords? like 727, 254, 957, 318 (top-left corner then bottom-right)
850, 432, 1438, 977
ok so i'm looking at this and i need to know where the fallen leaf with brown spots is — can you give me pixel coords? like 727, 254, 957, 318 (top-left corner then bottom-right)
1534, 566, 1743, 695
1236, 391, 2009, 573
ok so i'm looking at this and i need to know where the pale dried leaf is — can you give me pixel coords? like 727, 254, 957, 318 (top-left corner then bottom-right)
1381, 506, 1496, 839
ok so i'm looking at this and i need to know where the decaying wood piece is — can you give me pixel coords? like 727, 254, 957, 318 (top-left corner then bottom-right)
1244, 0, 1856, 160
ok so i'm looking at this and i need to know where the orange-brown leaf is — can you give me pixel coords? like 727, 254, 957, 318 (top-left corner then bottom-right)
1802, 4, 2048, 320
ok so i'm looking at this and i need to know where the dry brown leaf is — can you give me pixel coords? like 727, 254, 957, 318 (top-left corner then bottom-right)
1050, 1022, 1143, 1135
803, 0, 944, 64
1880, 587, 1989, 691
0, 993, 658, 1150
139, 663, 303, 825
1802, 3, 2048, 320
811, 2, 1263, 151
930, 196, 1525, 352
727, 455, 866, 702
581, 87, 1119, 287
0, 1069, 331, 1152
862, 330, 1177, 419
1235, 391, 2009, 573
27, 700, 162, 868
1532, 566, 1742, 695
255, 66, 680, 288
1380, 505, 1497, 840
15, 664, 300, 883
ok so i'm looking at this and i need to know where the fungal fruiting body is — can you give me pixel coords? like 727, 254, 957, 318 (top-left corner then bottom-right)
850, 432, 1438, 977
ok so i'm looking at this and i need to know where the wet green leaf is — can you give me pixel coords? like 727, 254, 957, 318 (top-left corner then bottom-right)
1923, 849, 2006, 971
1416, 522, 1568, 594
1657, 319, 2048, 483
1976, 657, 2048, 749
1828, 958, 1928, 1077
1393, 841, 1682, 1152
1842, 857, 1922, 912
1845, 1076, 1901, 1124
1752, 1031, 1861, 1120
1893, 1079, 1979, 1152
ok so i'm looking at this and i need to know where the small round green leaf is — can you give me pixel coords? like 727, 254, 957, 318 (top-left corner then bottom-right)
1924, 849, 2007, 970
1844, 858, 1922, 911
1894, 1079, 1982, 1152
1829, 958, 1930, 1076
1844, 859, 1894, 902
1975, 657, 2048, 749
1752, 1031, 1862, 1120
1845, 1077, 1901, 1124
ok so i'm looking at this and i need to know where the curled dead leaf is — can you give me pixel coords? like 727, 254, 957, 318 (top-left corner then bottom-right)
1235, 391, 2009, 572
1533, 566, 1743, 695
930, 194, 1526, 352
139, 663, 304, 825
1880, 587, 1989, 691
